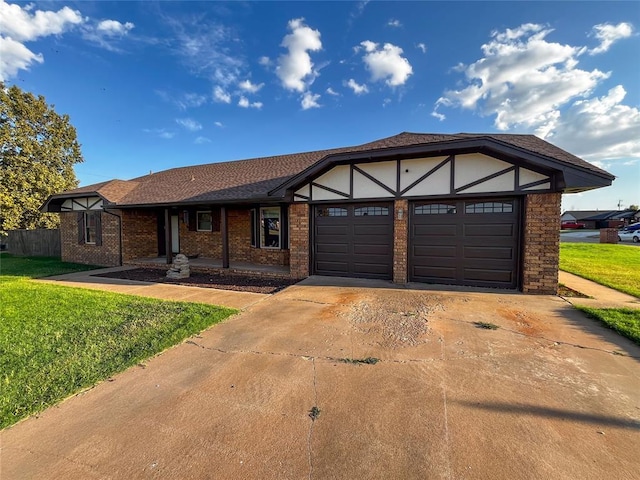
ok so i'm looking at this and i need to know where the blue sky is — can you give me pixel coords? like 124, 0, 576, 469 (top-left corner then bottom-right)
1, 1, 638, 211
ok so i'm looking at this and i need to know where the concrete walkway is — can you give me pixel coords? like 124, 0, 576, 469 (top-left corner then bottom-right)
558, 270, 640, 309
36, 266, 268, 310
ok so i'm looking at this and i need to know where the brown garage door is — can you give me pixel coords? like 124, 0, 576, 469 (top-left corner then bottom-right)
410, 199, 520, 288
314, 203, 393, 279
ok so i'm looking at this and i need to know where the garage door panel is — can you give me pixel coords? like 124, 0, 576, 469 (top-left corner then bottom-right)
315, 260, 349, 274
464, 268, 513, 283
463, 223, 514, 236
353, 244, 391, 255
410, 198, 519, 288
354, 262, 392, 276
316, 225, 349, 236
464, 246, 514, 260
413, 266, 457, 281
413, 224, 457, 237
316, 244, 349, 254
413, 245, 457, 257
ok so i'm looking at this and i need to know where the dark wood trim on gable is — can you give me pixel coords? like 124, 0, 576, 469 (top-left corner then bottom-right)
352, 165, 396, 196
400, 156, 452, 196
454, 166, 516, 194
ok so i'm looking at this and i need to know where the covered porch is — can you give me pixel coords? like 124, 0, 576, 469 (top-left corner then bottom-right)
126, 256, 291, 278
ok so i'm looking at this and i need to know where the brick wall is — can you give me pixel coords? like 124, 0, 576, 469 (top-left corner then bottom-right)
121, 210, 158, 261
179, 222, 222, 258
393, 199, 408, 283
60, 211, 121, 266
289, 203, 310, 278
522, 193, 561, 294
228, 209, 252, 262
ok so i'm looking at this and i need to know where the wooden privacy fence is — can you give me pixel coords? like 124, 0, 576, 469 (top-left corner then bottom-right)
7, 229, 61, 257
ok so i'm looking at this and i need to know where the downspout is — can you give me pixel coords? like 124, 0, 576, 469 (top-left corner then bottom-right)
103, 209, 123, 266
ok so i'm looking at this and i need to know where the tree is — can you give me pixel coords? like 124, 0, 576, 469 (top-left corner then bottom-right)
0, 83, 83, 233
630, 205, 639, 211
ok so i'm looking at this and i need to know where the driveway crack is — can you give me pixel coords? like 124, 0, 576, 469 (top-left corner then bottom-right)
307, 357, 319, 480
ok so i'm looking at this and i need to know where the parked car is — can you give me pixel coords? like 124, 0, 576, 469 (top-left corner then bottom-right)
624, 222, 640, 232
618, 228, 639, 243
561, 221, 586, 229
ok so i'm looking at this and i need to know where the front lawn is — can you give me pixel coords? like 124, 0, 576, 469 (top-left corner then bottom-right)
0, 255, 237, 429
576, 307, 640, 346
559, 243, 640, 298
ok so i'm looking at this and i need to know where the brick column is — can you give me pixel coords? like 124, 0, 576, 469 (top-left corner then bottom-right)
393, 199, 408, 284
289, 203, 310, 279
522, 193, 561, 294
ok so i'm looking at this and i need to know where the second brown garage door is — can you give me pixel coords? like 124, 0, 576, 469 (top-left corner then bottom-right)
314, 203, 393, 279
410, 199, 520, 288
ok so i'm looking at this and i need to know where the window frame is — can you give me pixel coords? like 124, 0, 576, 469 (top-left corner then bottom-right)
196, 210, 213, 232
84, 211, 98, 244
260, 206, 281, 249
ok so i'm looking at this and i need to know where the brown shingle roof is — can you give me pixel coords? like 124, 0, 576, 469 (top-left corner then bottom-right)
54, 132, 613, 207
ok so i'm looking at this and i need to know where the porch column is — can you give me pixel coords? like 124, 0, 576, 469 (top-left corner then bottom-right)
164, 208, 172, 264
221, 206, 229, 268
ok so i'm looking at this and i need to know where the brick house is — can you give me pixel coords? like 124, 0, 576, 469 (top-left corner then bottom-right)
42, 132, 613, 294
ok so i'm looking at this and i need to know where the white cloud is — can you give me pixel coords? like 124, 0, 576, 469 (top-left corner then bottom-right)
238, 79, 264, 93
431, 110, 446, 121
258, 56, 271, 66
546, 86, 640, 162
213, 86, 231, 103
0, 36, 42, 81
175, 118, 202, 131
346, 78, 369, 95
0, 2, 83, 42
238, 96, 263, 109
589, 22, 633, 55
276, 18, 322, 92
214, 121, 224, 127
143, 128, 175, 139
435, 24, 609, 133
358, 41, 413, 86
163, 15, 243, 86
387, 19, 402, 28
382, 98, 391, 107
194, 136, 211, 144
301, 92, 321, 110
96, 19, 134, 36
416, 43, 427, 53
0, 1, 84, 80
156, 90, 207, 110
326, 87, 339, 96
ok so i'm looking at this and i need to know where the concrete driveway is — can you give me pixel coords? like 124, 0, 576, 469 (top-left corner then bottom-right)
2, 278, 639, 479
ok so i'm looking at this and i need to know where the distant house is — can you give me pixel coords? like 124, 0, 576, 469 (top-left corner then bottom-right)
42, 132, 613, 294
561, 210, 638, 229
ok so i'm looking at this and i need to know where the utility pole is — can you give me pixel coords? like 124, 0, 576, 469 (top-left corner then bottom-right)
617, 199, 623, 210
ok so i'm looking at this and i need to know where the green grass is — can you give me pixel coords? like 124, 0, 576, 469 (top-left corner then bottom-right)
576, 307, 640, 346
559, 243, 640, 298
0, 255, 237, 429
0, 253, 101, 278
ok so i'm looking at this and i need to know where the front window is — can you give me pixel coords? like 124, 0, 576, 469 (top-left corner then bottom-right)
260, 207, 280, 248
197, 211, 212, 231
354, 206, 389, 216
414, 204, 456, 215
84, 212, 97, 244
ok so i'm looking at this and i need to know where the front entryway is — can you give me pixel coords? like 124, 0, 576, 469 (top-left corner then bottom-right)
409, 198, 520, 288
313, 203, 393, 279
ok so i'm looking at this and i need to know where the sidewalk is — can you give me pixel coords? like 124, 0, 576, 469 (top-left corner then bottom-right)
36, 267, 269, 310
558, 270, 640, 309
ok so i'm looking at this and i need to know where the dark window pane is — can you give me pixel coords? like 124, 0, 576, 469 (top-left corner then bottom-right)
197, 211, 212, 231
261, 207, 280, 248
465, 201, 513, 214
317, 207, 347, 217
414, 204, 456, 215
354, 206, 389, 216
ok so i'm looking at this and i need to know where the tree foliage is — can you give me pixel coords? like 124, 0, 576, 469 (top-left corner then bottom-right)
0, 83, 83, 233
